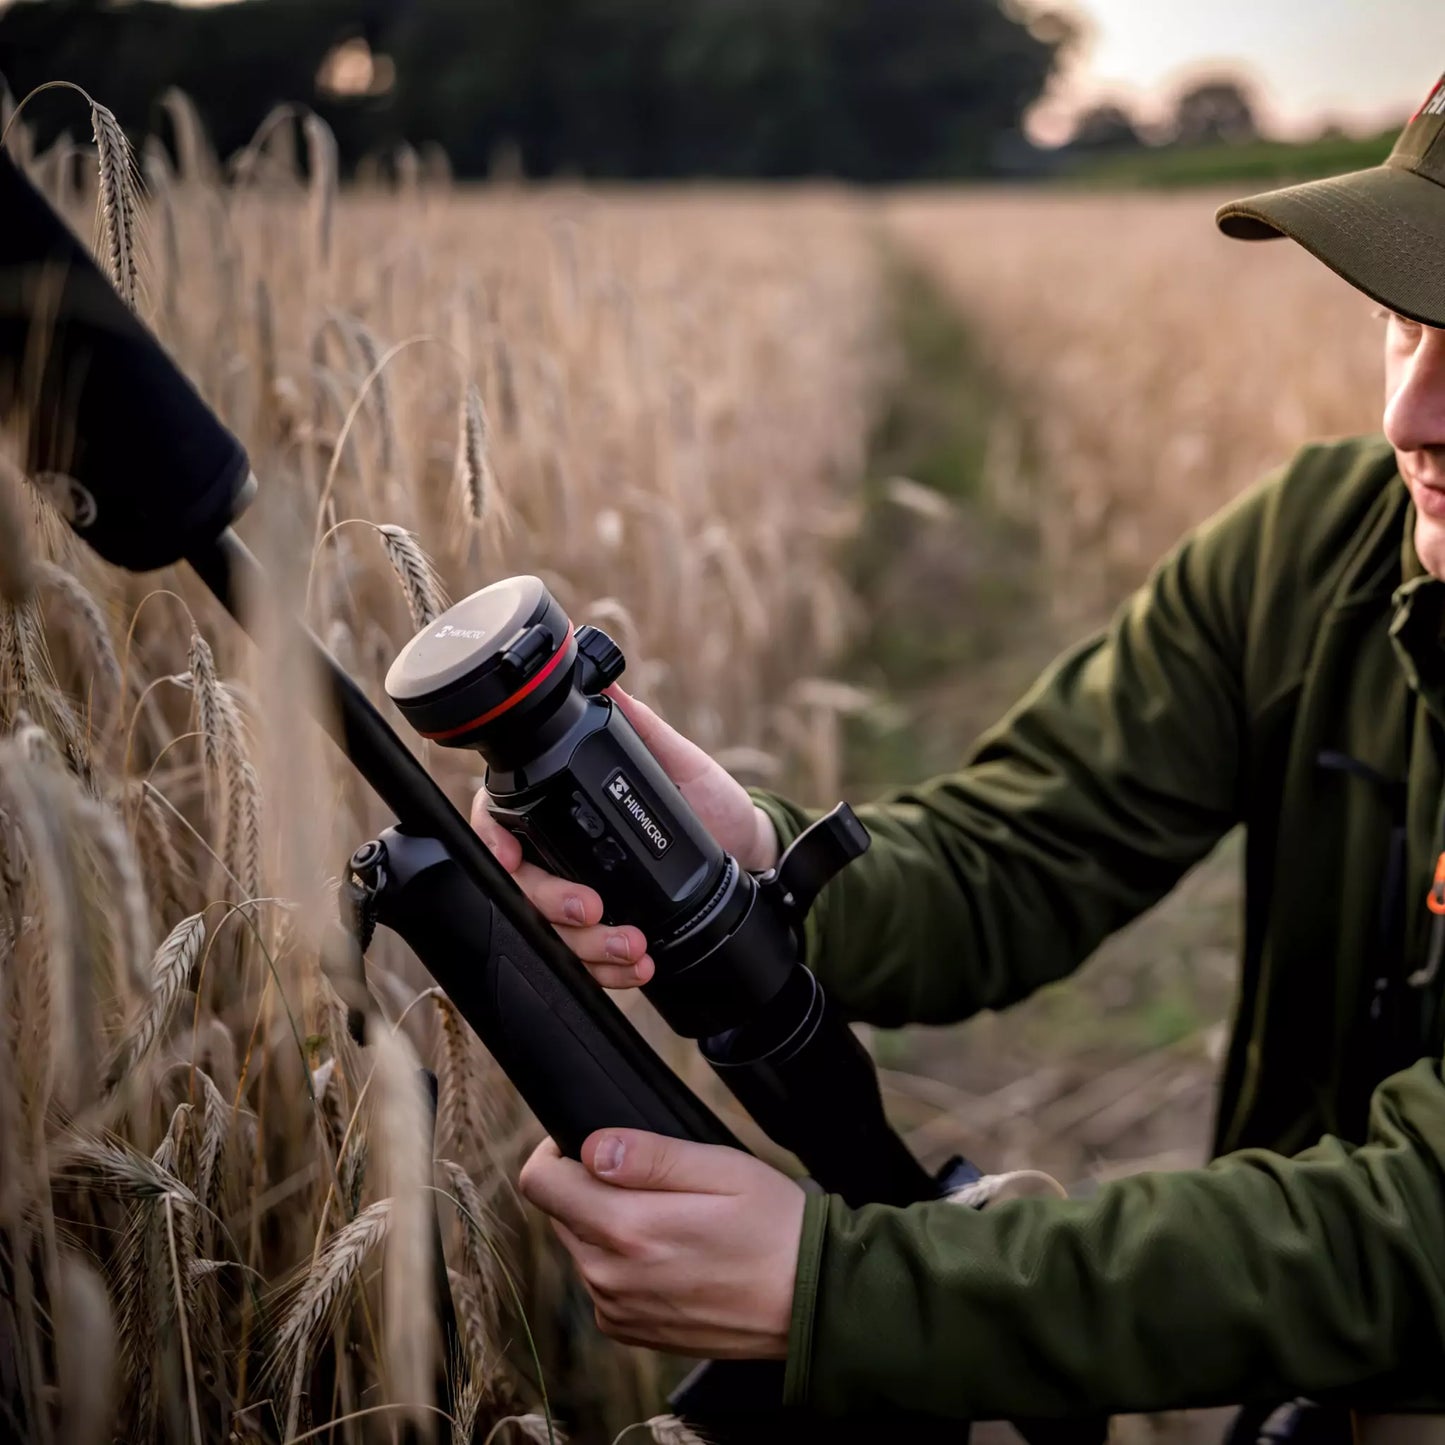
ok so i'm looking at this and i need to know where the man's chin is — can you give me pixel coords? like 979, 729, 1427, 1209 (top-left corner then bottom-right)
1413, 512, 1445, 581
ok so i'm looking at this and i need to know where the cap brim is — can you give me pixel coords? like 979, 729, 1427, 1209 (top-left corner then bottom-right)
1217, 164, 1445, 328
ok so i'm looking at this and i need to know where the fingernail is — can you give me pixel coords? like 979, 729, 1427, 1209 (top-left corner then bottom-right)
605, 935, 631, 961
594, 1136, 625, 1174
564, 897, 586, 926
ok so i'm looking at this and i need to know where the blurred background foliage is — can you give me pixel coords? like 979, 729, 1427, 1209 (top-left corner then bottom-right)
2, 0, 1391, 186
0, 0, 1066, 180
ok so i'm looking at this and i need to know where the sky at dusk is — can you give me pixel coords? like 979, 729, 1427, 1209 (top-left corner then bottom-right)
1029, 0, 1445, 143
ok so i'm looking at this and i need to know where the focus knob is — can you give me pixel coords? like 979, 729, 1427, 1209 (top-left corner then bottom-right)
575, 625, 626, 693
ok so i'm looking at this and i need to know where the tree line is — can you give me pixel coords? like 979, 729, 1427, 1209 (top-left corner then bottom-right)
0, 0, 1073, 181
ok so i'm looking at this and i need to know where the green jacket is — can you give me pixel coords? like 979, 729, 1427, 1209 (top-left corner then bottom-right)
754, 435, 1445, 1421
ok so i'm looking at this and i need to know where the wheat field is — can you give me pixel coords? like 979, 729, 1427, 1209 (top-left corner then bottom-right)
884, 188, 1383, 610
0, 93, 1394, 1445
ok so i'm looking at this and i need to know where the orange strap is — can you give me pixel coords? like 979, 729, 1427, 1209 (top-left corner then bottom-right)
1428, 852, 1445, 915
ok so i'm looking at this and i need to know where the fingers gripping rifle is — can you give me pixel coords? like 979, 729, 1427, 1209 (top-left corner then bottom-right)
0, 153, 1105, 1445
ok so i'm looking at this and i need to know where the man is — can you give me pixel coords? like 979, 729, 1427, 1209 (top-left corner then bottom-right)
473, 82, 1445, 1423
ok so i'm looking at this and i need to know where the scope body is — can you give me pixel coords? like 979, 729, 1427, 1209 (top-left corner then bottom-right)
388, 576, 813, 1043
387, 576, 937, 1207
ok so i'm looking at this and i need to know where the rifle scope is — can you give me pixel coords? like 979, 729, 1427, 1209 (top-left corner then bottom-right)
386, 577, 936, 1206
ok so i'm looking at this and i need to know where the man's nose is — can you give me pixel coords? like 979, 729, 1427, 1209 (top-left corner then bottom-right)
1385, 327, 1445, 455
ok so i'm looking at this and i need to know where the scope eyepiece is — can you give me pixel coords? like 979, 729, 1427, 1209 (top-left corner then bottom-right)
384, 576, 581, 759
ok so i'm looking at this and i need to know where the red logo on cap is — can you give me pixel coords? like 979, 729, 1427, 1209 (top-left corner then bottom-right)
1413, 74, 1445, 121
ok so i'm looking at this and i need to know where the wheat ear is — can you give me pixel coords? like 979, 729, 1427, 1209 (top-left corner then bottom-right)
131, 779, 193, 925
376, 524, 447, 630
452, 1353, 486, 1445
484, 1416, 561, 1445
34, 561, 123, 719
160, 87, 213, 186
303, 112, 337, 271
276, 1198, 392, 1432
76, 791, 153, 997
440, 1158, 503, 1346
352, 321, 398, 471
458, 382, 499, 525
644, 1417, 712, 1445
141, 138, 181, 334
104, 914, 205, 1091
432, 991, 489, 1165
90, 102, 141, 310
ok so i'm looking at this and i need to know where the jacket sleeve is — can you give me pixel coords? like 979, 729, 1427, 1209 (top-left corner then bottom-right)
751, 474, 1271, 1028
785, 1057, 1445, 1418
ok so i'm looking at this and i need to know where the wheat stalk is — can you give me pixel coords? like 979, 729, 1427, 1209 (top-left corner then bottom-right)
76, 790, 153, 997
447, 1265, 491, 1382
153, 1101, 192, 1174
352, 321, 399, 473
54, 1251, 118, 1445
187, 632, 226, 791
1, 599, 92, 783
376, 524, 448, 630
141, 137, 182, 333
232, 758, 264, 900
90, 102, 141, 310
458, 382, 498, 525
0, 742, 90, 1114
0, 459, 33, 605
440, 1158, 503, 1348
432, 990, 489, 1165
484, 1416, 562, 1445
193, 1066, 232, 1205
453, 1355, 486, 1445
303, 112, 338, 271
35, 560, 123, 722
57, 1134, 199, 1203
374, 1025, 436, 1432
612, 1418, 711, 1445
157, 87, 214, 185
276, 1198, 392, 1431
104, 914, 205, 1091
131, 780, 193, 925
187, 631, 253, 886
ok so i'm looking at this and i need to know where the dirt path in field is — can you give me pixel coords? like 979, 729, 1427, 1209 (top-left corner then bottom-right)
849, 226, 1248, 1445
843, 240, 1236, 1190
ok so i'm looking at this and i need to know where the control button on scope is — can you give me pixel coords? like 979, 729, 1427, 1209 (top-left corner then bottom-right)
571, 794, 606, 840
575, 625, 626, 692
500, 623, 554, 679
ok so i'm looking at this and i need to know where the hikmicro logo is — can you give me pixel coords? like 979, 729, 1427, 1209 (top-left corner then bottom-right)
604, 770, 672, 856
433, 623, 488, 641
1415, 75, 1445, 120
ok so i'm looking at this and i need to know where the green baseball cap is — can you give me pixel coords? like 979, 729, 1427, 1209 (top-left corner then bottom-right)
1217, 73, 1445, 327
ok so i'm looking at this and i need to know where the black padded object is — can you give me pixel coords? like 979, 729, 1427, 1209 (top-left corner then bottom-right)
0, 152, 252, 571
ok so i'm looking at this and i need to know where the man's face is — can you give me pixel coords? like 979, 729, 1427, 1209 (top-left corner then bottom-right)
1384, 311, 1445, 579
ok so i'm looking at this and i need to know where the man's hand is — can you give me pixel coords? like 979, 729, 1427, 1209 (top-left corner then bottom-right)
518, 1128, 806, 1359
470, 685, 781, 989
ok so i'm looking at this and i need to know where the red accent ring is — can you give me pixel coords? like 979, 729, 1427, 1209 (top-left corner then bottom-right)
419, 624, 575, 742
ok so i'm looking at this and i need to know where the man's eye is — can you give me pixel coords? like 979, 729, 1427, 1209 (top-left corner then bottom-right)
1378, 307, 1423, 339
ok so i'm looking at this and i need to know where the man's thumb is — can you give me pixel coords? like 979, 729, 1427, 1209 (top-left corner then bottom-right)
581, 1128, 748, 1194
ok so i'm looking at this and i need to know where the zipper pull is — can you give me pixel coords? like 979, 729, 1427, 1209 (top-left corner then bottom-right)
1409, 853, 1445, 987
